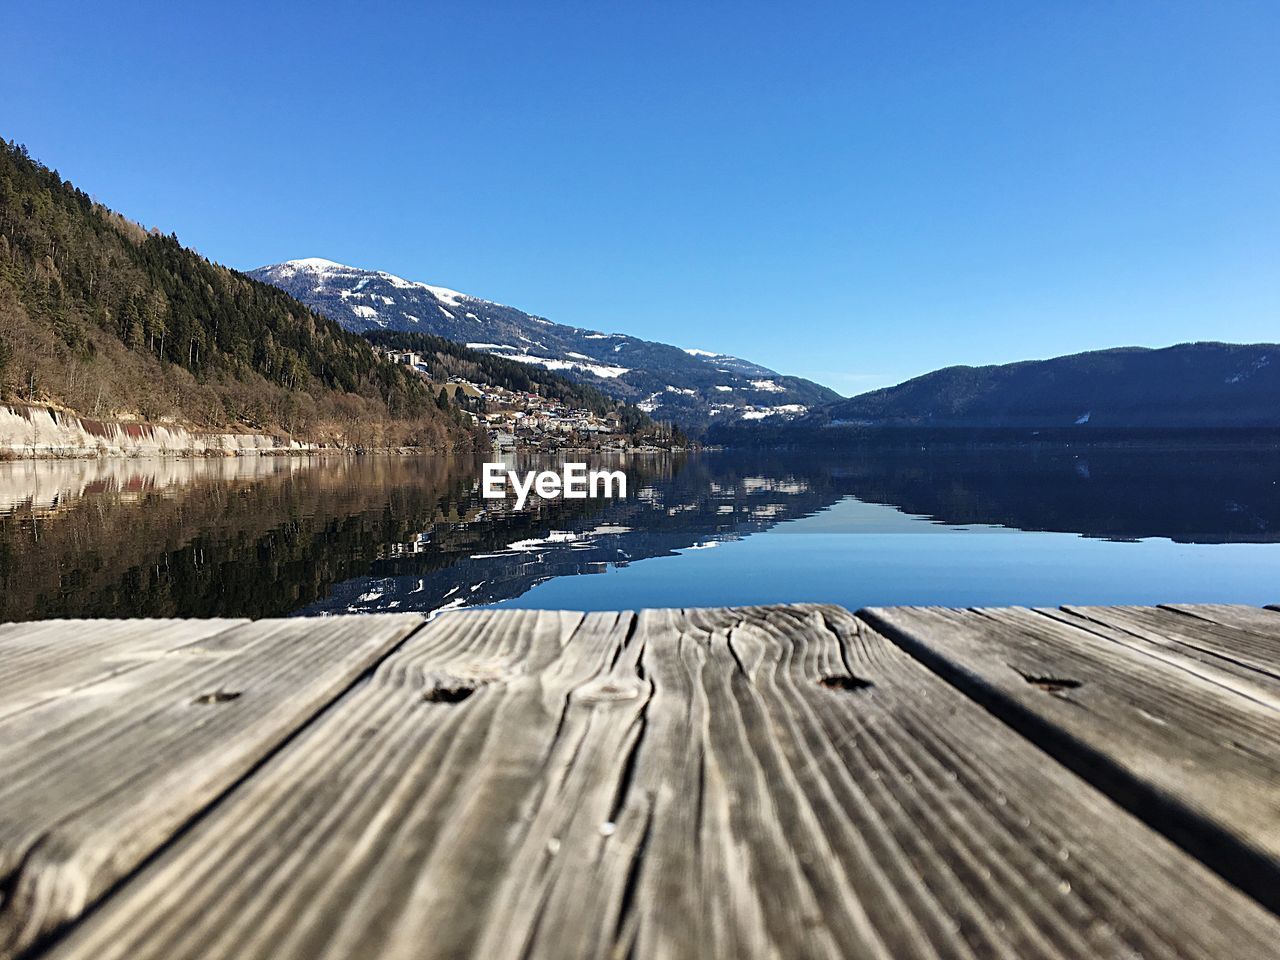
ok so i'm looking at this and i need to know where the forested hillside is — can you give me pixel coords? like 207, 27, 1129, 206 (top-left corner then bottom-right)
0, 140, 477, 449
364, 329, 652, 431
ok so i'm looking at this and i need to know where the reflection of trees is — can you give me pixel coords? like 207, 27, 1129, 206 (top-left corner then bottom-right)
7, 445, 1272, 623
0, 457, 472, 620
301, 453, 848, 616
0, 455, 686, 621
0, 452, 847, 621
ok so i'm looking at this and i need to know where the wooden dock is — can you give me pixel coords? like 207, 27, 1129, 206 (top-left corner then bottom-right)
1, 604, 1278, 959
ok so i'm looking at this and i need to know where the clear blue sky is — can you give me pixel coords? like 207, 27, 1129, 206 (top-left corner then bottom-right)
3, 1, 1276, 394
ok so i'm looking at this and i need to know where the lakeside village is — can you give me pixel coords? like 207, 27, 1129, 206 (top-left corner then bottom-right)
382, 348, 679, 452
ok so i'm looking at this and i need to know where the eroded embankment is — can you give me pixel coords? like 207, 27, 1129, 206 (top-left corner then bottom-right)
0, 404, 318, 458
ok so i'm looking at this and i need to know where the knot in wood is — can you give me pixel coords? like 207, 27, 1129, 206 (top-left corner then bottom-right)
421, 672, 492, 704
574, 678, 645, 704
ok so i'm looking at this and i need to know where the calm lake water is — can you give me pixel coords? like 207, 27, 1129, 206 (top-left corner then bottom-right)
2, 446, 1279, 621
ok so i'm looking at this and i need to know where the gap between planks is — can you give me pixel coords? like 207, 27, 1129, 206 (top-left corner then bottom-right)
860, 604, 1280, 916
16, 606, 1280, 960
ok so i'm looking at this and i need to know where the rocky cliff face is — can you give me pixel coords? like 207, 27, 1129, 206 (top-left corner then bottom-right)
0, 405, 318, 458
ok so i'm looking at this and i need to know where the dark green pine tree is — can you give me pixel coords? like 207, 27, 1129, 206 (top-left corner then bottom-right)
125, 299, 146, 351
0, 333, 11, 390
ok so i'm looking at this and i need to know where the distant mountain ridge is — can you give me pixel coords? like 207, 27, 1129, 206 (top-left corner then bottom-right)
808, 343, 1280, 428
703, 342, 1280, 446
249, 258, 840, 431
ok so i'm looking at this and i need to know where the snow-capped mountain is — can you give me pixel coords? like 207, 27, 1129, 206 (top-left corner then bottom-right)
249, 258, 840, 431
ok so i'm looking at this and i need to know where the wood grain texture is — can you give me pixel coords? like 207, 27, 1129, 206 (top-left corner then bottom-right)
1047, 606, 1280, 707
0, 620, 248, 722
35, 606, 1280, 960
862, 604, 1280, 912
1157, 604, 1280, 662
0, 614, 425, 960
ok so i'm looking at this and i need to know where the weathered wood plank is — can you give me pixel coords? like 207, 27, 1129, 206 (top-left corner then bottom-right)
861, 604, 1280, 913
0, 619, 248, 722
35, 606, 1280, 960
1047, 606, 1280, 707
1159, 603, 1280, 654
0, 614, 425, 960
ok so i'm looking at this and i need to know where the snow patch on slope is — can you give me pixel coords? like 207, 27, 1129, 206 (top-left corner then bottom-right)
739, 404, 808, 420
269, 258, 477, 307
506, 355, 631, 379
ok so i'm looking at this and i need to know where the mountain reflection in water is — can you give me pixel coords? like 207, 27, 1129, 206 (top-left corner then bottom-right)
1, 445, 1279, 621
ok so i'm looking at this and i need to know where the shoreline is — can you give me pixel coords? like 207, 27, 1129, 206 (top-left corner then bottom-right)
0, 403, 684, 461
0, 402, 489, 460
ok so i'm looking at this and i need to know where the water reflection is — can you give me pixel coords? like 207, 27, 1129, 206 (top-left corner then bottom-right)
296, 455, 837, 616
817, 446, 1280, 543
2, 444, 1279, 621
0, 456, 309, 516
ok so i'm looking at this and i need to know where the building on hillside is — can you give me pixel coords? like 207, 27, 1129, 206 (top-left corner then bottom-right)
384, 350, 425, 368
